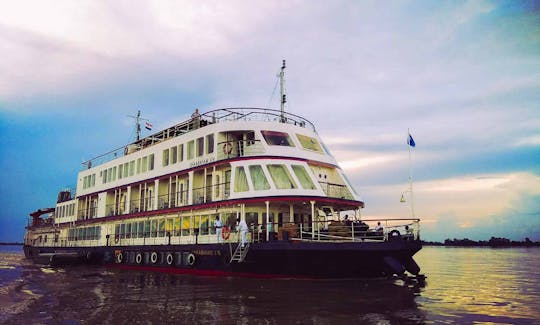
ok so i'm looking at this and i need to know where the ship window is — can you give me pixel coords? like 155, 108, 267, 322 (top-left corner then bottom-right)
171, 146, 177, 164
296, 134, 323, 153
261, 131, 295, 146
103, 169, 108, 184
158, 219, 165, 237
292, 165, 316, 190
120, 223, 126, 239
107, 168, 113, 182
142, 156, 148, 172
91, 174, 95, 186
187, 140, 194, 160
182, 216, 190, 236
215, 175, 220, 197
125, 223, 131, 239
166, 219, 173, 236
178, 144, 184, 162
234, 166, 249, 192
197, 137, 204, 157
268, 165, 297, 189
340, 171, 358, 196
138, 221, 144, 238
131, 222, 137, 238
144, 220, 150, 238
163, 149, 169, 166
206, 134, 214, 154
129, 161, 135, 176
150, 220, 157, 237
136, 158, 142, 174
148, 154, 154, 170
200, 215, 209, 235
249, 165, 270, 190
118, 165, 123, 179
174, 217, 181, 236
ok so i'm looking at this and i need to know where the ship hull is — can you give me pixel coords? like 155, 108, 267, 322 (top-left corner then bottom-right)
24, 238, 421, 278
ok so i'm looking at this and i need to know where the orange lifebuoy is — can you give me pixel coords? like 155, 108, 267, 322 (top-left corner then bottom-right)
222, 226, 231, 240
223, 142, 233, 155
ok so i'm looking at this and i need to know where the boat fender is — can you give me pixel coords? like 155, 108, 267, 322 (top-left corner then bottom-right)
223, 142, 233, 155
389, 230, 401, 238
117, 252, 123, 264
222, 226, 231, 240
151, 252, 158, 264
187, 253, 196, 266
114, 236, 119, 244
166, 253, 174, 265
86, 251, 92, 260
136, 253, 142, 264
404, 257, 421, 275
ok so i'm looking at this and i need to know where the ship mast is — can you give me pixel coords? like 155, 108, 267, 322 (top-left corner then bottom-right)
128, 110, 150, 141
279, 59, 286, 122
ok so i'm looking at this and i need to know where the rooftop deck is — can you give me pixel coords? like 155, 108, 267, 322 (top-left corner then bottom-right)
81, 108, 316, 170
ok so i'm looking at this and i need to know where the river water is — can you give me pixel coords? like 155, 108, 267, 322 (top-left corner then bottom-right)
1, 245, 539, 324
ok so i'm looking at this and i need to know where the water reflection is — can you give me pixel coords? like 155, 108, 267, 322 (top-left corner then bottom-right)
2, 246, 540, 324
415, 247, 540, 324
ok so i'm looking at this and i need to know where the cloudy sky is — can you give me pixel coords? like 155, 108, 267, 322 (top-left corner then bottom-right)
1, 0, 539, 242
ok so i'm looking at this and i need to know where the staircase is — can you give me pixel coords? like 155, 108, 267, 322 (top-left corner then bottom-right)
230, 242, 250, 263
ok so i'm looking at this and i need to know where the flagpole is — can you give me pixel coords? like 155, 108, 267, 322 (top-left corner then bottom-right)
408, 128, 415, 218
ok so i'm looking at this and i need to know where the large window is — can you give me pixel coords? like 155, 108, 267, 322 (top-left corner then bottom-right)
267, 165, 297, 189
234, 166, 249, 192
197, 137, 204, 157
171, 147, 177, 164
148, 154, 154, 170
296, 134, 323, 153
206, 134, 214, 154
292, 165, 316, 189
249, 165, 270, 190
163, 149, 169, 166
187, 140, 194, 160
178, 144, 184, 162
261, 131, 295, 146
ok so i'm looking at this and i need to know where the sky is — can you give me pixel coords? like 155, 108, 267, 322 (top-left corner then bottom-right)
0, 0, 539, 243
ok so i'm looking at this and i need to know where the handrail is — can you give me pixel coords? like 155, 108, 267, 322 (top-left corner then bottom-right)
81, 107, 315, 170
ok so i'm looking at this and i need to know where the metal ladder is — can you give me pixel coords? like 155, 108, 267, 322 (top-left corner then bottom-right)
230, 242, 250, 263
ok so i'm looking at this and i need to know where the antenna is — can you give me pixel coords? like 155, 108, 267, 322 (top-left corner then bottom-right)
127, 110, 150, 141
279, 59, 286, 122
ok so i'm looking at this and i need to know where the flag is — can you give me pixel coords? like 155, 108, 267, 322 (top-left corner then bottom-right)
407, 133, 416, 147
145, 121, 152, 130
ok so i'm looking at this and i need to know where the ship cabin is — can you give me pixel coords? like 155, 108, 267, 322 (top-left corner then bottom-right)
26, 108, 420, 249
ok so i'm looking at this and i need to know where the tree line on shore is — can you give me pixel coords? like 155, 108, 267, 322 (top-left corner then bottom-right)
422, 237, 540, 247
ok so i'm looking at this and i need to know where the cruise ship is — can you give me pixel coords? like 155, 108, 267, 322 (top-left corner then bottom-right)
23, 63, 422, 278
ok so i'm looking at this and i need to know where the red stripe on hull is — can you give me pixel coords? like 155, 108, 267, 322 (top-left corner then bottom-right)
105, 263, 313, 279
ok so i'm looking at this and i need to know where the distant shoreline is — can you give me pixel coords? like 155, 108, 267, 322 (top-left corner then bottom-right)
422, 237, 540, 248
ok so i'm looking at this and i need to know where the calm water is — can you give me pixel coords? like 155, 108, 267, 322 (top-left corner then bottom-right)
1, 245, 539, 324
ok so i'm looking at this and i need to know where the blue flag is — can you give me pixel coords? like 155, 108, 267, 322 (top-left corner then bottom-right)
407, 133, 416, 147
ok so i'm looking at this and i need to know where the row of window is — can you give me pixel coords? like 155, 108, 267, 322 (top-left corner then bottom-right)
68, 226, 102, 241
56, 202, 76, 219
261, 131, 325, 154
114, 215, 221, 239
163, 134, 214, 167
101, 154, 155, 184
234, 164, 316, 192
82, 174, 96, 189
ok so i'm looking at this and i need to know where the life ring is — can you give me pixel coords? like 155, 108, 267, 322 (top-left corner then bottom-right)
136, 253, 142, 264
223, 142, 233, 155
166, 253, 174, 265
187, 253, 196, 266
222, 226, 231, 240
389, 230, 401, 238
151, 252, 158, 264
116, 252, 123, 263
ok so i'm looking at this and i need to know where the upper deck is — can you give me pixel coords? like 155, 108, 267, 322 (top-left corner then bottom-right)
81, 108, 316, 170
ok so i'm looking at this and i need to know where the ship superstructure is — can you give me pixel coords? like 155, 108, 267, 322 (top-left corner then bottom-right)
24, 65, 422, 278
